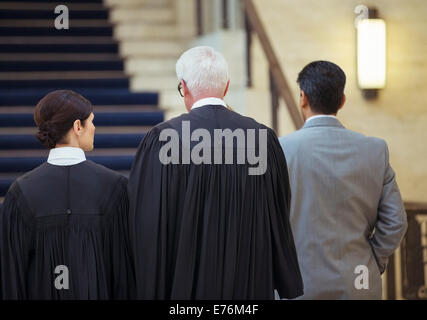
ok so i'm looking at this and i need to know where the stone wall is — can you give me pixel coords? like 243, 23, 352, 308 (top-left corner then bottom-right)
249, 0, 427, 202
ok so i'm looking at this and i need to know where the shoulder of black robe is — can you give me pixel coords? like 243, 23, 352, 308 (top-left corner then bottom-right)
128, 106, 303, 299
0, 161, 135, 300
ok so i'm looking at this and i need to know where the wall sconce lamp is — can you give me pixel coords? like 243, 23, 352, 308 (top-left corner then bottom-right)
355, 6, 386, 99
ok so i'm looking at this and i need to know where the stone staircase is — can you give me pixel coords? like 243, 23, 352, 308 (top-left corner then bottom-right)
105, 0, 196, 118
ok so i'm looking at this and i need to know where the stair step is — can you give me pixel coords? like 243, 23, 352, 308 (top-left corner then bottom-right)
0, 110, 163, 127
120, 40, 186, 57
0, 19, 112, 27
0, 173, 22, 181
0, 53, 121, 61
7, 0, 103, 2
0, 78, 129, 90
0, 133, 147, 149
0, 126, 152, 134
0, 27, 113, 36
0, 43, 118, 53
0, 105, 159, 113
0, 89, 158, 106
115, 23, 194, 40
125, 58, 176, 75
0, 9, 109, 19
0, 36, 116, 44
105, 0, 171, 7
0, 71, 126, 80
110, 7, 174, 23
131, 75, 178, 91
0, 2, 105, 11
0, 60, 124, 72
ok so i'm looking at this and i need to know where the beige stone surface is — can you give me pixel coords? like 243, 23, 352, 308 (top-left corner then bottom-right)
249, 0, 427, 202
106, 0, 195, 94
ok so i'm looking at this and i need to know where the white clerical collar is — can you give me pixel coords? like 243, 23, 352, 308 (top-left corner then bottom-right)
47, 147, 86, 166
305, 114, 337, 124
191, 97, 227, 110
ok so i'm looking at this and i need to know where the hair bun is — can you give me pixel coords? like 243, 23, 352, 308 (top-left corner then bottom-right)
36, 121, 58, 149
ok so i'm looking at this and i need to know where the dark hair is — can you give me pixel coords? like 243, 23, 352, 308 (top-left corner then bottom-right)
297, 61, 346, 115
34, 90, 93, 149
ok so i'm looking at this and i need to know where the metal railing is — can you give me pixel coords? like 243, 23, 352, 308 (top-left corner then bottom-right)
387, 202, 427, 300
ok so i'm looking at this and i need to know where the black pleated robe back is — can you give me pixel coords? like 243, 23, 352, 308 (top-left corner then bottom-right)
0, 160, 135, 299
128, 105, 303, 299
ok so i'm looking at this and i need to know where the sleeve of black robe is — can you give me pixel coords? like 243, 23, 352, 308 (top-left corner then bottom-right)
128, 128, 165, 299
265, 128, 304, 299
105, 176, 136, 299
0, 183, 31, 300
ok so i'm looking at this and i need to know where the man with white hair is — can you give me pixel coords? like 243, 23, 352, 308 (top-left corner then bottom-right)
128, 46, 303, 299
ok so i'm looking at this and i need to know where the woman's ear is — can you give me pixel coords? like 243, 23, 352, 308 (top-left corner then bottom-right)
73, 119, 82, 136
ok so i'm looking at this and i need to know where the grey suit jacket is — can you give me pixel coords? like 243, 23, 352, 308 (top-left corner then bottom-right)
279, 117, 407, 299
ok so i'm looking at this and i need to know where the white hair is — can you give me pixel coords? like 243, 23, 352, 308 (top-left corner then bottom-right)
176, 46, 229, 97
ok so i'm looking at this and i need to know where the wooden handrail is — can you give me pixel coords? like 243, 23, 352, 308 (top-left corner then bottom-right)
243, 0, 304, 130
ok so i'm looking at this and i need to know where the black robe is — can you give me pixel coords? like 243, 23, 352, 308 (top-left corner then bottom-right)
128, 105, 303, 299
0, 160, 135, 299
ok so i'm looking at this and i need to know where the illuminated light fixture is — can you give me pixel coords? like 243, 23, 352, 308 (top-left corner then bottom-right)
355, 7, 386, 99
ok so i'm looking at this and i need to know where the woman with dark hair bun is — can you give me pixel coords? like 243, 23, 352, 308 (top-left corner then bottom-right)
34, 89, 95, 151
0, 90, 135, 299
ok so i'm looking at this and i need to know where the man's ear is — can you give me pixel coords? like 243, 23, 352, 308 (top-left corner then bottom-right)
223, 79, 230, 97
181, 79, 190, 97
300, 90, 309, 109
338, 94, 346, 111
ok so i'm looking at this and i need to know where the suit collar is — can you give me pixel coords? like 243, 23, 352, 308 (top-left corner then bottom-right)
302, 116, 344, 129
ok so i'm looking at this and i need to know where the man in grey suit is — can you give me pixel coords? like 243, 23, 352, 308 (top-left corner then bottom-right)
279, 61, 407, 299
